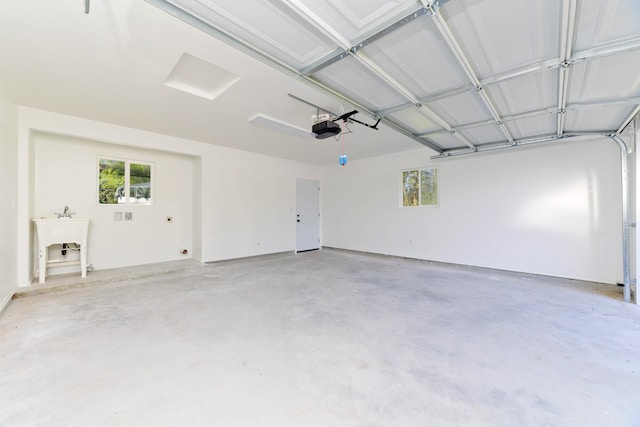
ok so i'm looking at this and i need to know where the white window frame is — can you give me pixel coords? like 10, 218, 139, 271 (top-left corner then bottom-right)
97, 156, 154, 206
400, 166, 439, 207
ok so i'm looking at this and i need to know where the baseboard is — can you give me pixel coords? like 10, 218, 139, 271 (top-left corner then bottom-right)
205, 251, 296, 264
0, 288, 14, 316
321, 246, 620, 291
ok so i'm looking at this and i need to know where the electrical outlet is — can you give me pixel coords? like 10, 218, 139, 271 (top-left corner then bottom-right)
125, 212, 133, 221
166, 216, 173, 223
114, 212, 123, 221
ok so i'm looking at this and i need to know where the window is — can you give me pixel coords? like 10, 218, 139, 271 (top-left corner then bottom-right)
402, 167, 438, 207
98, 157, 153, 205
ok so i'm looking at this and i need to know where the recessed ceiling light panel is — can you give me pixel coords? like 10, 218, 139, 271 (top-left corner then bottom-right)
164, 53, 240, 100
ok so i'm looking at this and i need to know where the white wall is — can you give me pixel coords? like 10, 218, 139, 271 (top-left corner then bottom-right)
200, 147, 321, 260
0, 87, 18, 309
16, 108, 629, 286
33, 132, 194, 272
17, 107, 323, 285
323, 139, 623, 284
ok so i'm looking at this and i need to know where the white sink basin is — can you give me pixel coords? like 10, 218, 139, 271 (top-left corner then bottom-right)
33, 218, 90, 283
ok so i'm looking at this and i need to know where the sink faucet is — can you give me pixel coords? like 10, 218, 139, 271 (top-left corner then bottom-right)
54, 205, 75, 219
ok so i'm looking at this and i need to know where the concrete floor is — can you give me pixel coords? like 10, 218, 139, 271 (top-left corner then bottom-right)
0, 249, 639, 427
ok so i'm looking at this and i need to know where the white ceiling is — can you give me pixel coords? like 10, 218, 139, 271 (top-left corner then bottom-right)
1, 0, 639, 164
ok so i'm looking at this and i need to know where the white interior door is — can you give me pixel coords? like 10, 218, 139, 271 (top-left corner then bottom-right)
296, 178, 320, 252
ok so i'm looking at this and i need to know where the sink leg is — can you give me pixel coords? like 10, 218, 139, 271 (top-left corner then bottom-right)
38, 246, 46, 284
80, 244, 87, 278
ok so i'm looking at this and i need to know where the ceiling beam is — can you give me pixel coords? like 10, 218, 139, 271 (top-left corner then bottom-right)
431, 132, 616, 160
422, 0, 514, 145
299, 49, 350, 76
419, 108, 555, 138
556, 0, 577, 137
481, 58, 563, 86
572, 35, 640, 64
569, 97, 640, 110
432, 134, 561, 159
418, 97, 640, 137
376, 84, 472, 117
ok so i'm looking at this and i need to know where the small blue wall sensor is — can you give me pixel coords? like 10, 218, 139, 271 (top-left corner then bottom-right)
339, 154, 348, 166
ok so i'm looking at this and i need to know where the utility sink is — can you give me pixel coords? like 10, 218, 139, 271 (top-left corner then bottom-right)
33, 218, 90, 284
